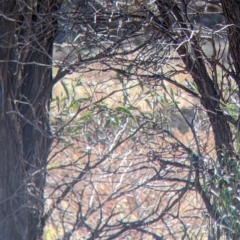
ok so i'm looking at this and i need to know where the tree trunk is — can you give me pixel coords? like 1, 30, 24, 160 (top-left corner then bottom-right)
0, 1, 61, 239
221, 0, 240, 93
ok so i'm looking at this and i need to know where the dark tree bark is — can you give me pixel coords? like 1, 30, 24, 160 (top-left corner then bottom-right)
2, 0, 240, 239
0, 1, 61, 239
155, 0, 235, 168
221, 0, 240, 91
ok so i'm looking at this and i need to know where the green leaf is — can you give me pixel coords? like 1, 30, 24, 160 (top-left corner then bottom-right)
61, 81, 70, 100
70, 100, 79, 110
128, 105, 139, 110
155, 95, 161, 105
163, 93, 168, 103
115, 106, 131, 114
114, 116, 120, 126
97, 103, 109, 110
185, 79, 197, 92
47, 165, 61, 170
115, 106, 135, 121
79, 111, 93, 122
139, 81, 144, 90
56, 96, 60, 112
144, 90, 152, 95
116, 73, 123, 83
127, 64, 133, 74
71, 125, 83, 134
145, 99, 152, 109
170, 88, 174, 98
76, 78, 83, 86
123, 95, 129, 105
77, 97, 90, 103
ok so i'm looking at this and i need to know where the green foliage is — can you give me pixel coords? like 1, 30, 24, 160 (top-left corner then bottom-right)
115, 106, 135, 121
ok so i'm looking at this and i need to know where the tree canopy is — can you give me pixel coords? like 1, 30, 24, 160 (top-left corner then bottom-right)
1, 0, 240, 239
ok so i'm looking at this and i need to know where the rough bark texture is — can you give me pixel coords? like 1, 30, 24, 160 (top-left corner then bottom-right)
0, 1, 61, 239
221, 0, 240, 92
177, 41, 235, 166
158, 0, 235, 166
